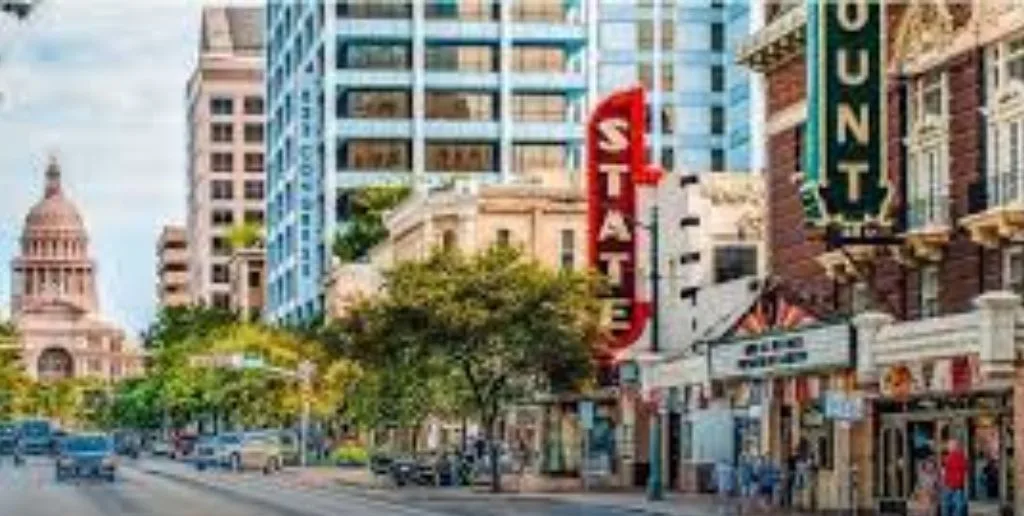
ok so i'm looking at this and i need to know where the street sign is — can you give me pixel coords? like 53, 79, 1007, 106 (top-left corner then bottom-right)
824, 391, 863, 421
578, 400, 595, 430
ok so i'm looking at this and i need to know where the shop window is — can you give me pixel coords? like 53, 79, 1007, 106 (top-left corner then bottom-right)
919, 265, 940, 317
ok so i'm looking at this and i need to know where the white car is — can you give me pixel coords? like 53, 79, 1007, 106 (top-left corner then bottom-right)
150, 440, 172, 457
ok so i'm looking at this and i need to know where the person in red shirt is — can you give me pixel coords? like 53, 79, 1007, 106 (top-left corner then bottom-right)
941, 438, 968, 516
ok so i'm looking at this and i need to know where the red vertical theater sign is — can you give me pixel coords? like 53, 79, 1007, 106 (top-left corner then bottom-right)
588, 87, 654, 363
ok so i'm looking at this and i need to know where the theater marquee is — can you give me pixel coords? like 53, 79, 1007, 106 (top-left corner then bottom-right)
806, 0, 892, 230
587, 87, 651, 361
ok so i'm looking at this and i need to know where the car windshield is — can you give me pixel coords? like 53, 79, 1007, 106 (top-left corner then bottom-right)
21, 421, 50, 438
63, 436, 110, 453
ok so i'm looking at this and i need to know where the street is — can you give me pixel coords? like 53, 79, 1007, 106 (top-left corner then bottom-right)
0, 456, 670, 516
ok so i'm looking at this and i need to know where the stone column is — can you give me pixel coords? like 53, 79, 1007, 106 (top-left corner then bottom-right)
852, 311, 894, 386
975, 290, 1019, 379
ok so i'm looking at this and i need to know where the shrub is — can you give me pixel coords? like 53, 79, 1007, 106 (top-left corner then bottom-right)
332, 444, 369, 466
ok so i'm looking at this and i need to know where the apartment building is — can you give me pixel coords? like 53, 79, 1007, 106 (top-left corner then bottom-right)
156, 225, 190, 309
186, 6, 266, 309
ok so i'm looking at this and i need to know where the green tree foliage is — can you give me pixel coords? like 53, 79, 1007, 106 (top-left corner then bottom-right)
142, 305, 236, 350
332, 186, 411, 262
341, 246, 602, 490
226, 222, 264, 251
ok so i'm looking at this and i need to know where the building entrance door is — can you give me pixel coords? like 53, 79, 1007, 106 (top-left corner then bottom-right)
877, 422, 907, 500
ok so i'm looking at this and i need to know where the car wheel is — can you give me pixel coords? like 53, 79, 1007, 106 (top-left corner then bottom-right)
230, 454, 241, 472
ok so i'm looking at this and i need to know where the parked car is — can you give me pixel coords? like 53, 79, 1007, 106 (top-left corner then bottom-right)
149, 439, 172, 457
55, 433, 117, 482
113, 431, 141, 459
0, 422, 18, 455
17, 419, 55, 455
276, 430, 300, 466
224, 432, 282, 474
170, 433, 198, 461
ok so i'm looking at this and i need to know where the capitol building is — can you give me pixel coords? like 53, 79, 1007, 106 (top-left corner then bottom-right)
8, 157, 144, 381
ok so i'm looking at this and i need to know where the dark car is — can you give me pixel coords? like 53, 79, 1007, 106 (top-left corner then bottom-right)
0, 423, 18, 455
113, 431, 140, 459
55, 434, 117, 482
18, 419, 54, 455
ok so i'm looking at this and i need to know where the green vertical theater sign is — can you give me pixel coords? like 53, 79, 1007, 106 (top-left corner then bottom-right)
805, 0, 892, 229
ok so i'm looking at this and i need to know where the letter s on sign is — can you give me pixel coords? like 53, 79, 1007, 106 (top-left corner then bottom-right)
598, 118, 629, 152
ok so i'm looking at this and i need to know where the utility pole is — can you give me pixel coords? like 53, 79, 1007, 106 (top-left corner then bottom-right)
646, 202, 663, 501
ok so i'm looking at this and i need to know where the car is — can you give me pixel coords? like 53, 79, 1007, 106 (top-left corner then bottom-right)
276, 430, 300, 466
113, 431, 141, 459
0, 422, 18, 455
17, 419, 54, 455
55, 433, 117, 482
169, 433, 198, 460
224, 432, 282, 474
149, 439, 172, 457
193, 433, 241, 471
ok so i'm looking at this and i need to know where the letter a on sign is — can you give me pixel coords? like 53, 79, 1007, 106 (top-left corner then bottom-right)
587, 87, 650, 363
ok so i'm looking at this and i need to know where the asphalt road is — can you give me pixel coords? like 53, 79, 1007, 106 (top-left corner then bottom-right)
0, 456, 665, 516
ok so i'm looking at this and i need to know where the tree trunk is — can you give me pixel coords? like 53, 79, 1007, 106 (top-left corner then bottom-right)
485, 415, 501, 493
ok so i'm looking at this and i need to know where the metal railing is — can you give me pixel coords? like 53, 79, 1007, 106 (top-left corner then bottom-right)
906, 195, 950, 230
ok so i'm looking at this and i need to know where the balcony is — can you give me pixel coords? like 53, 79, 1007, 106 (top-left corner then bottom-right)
335, 19, 413, 40
424, 71, 500, 90
511, 72, 586, 92
335, 119, 413, 139
902, 195, 951, 262
736, 4, 806, 72
815, 245, 878, 283
961, 171, 1024, 248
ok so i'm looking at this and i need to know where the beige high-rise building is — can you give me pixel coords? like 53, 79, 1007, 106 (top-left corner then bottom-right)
186, 6, 265, 310
156, 225, 189, 308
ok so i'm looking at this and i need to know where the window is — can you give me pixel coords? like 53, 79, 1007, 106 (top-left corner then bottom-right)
512, 46, 565, 72
425, 0, 496, 21
913, 72, 945, 120
711, 149, 726, 172
336, 1, 411, 19
710, 106, 725, 135
345, 90, 410, 118
907, 147, 948, 229
212, 265, 230, 284
211, 123, 234, 143
496, 229, 511, 247
560, 229, 575, 270
426, 45, 495, 72
211, 236, 229, 256
210, 97, 233, 115
639, 63, 673, 91
851, 281, 870, 313
344, 139, 410, 170
244, 180, 265, 200
1005, 248, 1024, 297
637, 20, 654, 50
426, 142, 495, 172
341, 43, 410, 69
662, 20, 675, 50
244, 153, 264, 173
425, 92, 495, 120
442, 230, 457, 251
211, 152, 234, 173
512, 94, 566, 122
248, 269, 262, 289
710, 22, 725, 51
711, 65, 725, 92
212, 292, 231, 308
211, 209, 234, 226
244, 210, 264, 224
919, 265, 940, 317
1009, 36, 1024, 82
244, 123, 264, 143
211, 180, 234, 200
243, 96, 264, 115
512, 0, 563, 22
713, 245, 757, 283
513, 145, 565, 175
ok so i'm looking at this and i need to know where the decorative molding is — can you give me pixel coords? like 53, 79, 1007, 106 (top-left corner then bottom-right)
893, 1, 957, 68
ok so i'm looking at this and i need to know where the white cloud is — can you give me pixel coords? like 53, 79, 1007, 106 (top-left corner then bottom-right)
0, 0, 207, 331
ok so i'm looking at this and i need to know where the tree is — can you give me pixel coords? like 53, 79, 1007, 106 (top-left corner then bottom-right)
142, 305, 236, 350
226, 222, 264, 251
343, 246, 602, 490
333, 186, 411, 262
0, 321, 27, 420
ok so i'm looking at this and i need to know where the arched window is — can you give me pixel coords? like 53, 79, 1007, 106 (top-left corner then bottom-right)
37, 347, 74, 381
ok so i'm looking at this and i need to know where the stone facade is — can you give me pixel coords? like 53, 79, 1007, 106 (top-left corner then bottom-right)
9, 158, 144, 381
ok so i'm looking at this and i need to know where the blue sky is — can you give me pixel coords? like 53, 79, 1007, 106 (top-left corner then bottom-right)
0, 1, 207, 333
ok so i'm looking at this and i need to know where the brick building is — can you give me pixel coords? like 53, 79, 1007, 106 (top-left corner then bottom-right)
729, 2, 1024, 513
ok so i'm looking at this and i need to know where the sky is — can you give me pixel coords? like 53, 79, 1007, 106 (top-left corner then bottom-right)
0, 1, 207, 333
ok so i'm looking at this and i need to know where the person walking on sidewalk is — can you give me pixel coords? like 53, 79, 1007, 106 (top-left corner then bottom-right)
941, 438, 968, 516
756, 456, 779, 511
714, 458, 736, 515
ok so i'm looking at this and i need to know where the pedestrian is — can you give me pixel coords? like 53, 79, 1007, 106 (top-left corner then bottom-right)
757, 455, 779, 510
941, 438, 968, 516
714, 458, 736, 514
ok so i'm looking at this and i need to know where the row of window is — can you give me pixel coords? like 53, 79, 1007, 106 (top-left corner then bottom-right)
634, 20, 726, 52
209, 264, 263, 288
210, 209, 264, 227
210, 180, 264, 201
440, 227, 577, 270
210, 152, 264, 173
341, 90, 570, 122
339, 43, 571, 72
210, 96, 264, 116
335, 0, 569, 23
210, 122, 264, 144
341, 141, 573, 173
